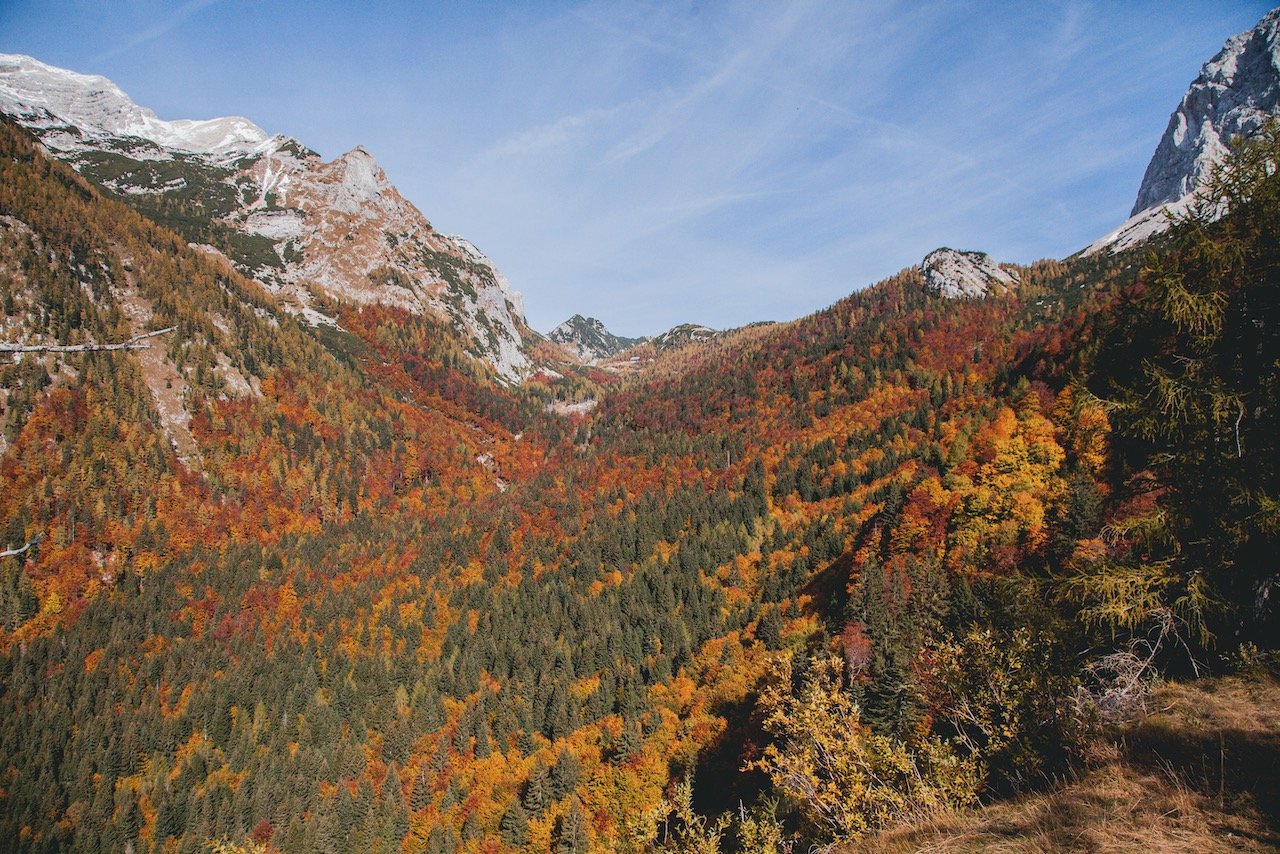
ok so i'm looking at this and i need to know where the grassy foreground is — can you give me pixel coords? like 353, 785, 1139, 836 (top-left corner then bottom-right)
844, 673, 1280, 853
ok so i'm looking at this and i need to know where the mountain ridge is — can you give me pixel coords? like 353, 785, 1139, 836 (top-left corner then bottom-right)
0, 53, 272, 160
1085, 7, 1280, 255
548, 314, 642, 365
0, 53, 537, 382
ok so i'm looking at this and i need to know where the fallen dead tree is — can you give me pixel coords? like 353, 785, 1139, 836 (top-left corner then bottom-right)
0, 326, 175, 354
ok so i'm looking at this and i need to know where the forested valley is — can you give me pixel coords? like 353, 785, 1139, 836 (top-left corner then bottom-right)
1, 111, 1277, 854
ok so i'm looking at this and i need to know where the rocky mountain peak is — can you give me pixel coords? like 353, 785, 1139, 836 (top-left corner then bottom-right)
1086, 9, 1280, 256
0, 54, 537, 383
552, 314, 608, 339
921, 248, 1017, 299
1131, 8, 1280, 217
549, 314, 641, 365
323, 146, 392, 213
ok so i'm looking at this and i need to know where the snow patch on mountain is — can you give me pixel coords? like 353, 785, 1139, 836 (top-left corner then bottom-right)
1080, 195, 1195, 256
921, 248, 1017, 298
300, 307, 342, 330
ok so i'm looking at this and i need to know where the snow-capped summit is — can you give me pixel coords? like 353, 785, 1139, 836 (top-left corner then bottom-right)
1085, 8, 1280, 255
921, 248, 1017, 299
0, 53, 270, 159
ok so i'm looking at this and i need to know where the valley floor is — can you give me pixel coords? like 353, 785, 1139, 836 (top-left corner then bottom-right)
845, 673, 1280, 853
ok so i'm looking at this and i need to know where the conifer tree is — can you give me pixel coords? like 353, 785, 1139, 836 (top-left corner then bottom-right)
1088, 120, 1280, 648
548, 749, 581, 800
499, 798, 529, 847
522, 760, 549, 815
554, 798, 591, 854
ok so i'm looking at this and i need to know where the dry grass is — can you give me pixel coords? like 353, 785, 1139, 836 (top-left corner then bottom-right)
842, 674, 1280, 853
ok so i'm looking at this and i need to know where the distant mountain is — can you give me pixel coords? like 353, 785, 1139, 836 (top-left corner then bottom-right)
1086, 7, 1280, 254
920, 248, 1018, 299
0, 54, 535, 381
0, 54, 269, 160
549, 316, 752, 367
650, 322, 720, 352
548, 314, 643, 365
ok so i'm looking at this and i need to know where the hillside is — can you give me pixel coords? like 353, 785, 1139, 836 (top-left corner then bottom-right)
2, 9, 1280, 854
848, 671, 1280, 853
3, 108, 1278, 852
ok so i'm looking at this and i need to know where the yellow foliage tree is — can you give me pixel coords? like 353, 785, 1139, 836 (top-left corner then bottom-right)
750, 655, 976, 842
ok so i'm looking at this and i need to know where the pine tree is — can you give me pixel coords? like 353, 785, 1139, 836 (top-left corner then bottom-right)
1088, 119, 1280, 648
548, 749, 581, 800
554, 798, 591, 854
409, 767, 432, 813
499, 798, 529, 847
522, 760, 549, 815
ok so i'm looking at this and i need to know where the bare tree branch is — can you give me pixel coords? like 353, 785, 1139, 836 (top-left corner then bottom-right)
0, 326, 176, 354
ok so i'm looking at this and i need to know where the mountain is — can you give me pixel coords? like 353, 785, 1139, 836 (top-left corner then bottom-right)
2, 12, 1280, 854
650, 321, 720, 351
550, 316, 774, 369
919, 247, 1018, 299
1086, 8, 1280, 254
0, 54, 268, 160
1132, 8, 1280, 215
548, 314, 643, 364
0, 54, 536, 382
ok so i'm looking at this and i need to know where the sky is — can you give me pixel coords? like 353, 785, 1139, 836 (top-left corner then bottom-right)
2, 1, 1274, 337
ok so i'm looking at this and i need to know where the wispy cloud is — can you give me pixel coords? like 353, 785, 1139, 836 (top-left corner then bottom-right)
478, 104, 624, 163
92, 0, 226, 63
28, 0, 1255, 336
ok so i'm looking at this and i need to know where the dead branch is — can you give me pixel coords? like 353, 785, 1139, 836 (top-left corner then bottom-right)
0, 326, 176, 354
0, 533, 43, 559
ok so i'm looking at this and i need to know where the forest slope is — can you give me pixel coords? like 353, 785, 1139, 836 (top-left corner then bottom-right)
1, 64, 1278, 854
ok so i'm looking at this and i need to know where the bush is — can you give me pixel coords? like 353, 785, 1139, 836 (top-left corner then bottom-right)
750, 655, 978, 841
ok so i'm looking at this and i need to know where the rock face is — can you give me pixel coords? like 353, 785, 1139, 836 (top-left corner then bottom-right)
1131, 8, 1280, 216
920, 248, 1018, 299
650, 323, 720, 352
234, 144, 533, 381
1086, 8, 1280, 255
548, 315, 642, 365
0, 54, 534, 382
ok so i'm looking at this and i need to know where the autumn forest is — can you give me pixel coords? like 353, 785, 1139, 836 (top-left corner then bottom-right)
1, 101, 1278, 854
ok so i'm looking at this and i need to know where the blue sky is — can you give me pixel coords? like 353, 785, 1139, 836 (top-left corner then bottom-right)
2, 1, 1273, 337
